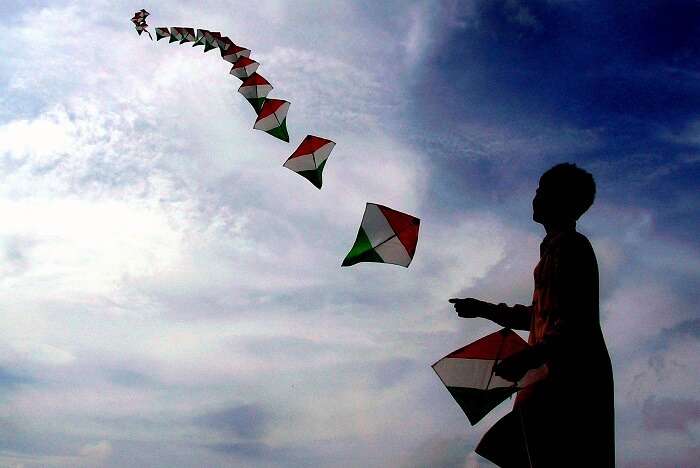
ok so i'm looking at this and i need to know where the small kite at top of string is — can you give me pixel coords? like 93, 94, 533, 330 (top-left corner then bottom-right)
131, 9, 152, 40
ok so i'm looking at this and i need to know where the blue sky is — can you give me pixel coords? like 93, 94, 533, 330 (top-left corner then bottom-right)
0, 1, 698, 467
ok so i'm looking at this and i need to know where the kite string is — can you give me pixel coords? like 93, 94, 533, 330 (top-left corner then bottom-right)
518, 408, 534, 468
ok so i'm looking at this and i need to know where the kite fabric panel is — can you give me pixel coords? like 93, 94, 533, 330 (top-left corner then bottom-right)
342, 203, 420, 267
432, 328, 547, 425
283, 135, 336, 189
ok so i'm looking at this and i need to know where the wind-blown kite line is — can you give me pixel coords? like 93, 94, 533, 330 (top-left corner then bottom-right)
131, 9, 421, 267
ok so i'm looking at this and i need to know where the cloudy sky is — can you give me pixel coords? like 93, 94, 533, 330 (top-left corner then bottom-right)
1, 0, 699, 466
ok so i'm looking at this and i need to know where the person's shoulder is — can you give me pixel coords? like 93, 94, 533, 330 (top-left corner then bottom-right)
555, 230, 594, 255
563, 231, 596, 260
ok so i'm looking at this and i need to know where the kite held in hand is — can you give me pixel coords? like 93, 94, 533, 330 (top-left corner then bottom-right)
432, 328, 546, 425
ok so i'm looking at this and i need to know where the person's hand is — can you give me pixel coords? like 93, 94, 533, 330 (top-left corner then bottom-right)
494, 350, 534, 382
448, 298, 491, 319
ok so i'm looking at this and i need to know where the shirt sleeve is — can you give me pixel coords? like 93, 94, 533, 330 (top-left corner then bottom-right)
487, 302, 532, 331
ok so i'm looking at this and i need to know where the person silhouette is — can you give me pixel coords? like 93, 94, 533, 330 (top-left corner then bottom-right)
449, 163, 614, 467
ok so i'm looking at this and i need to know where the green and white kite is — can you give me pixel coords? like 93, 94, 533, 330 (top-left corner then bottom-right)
191, 29, 208, 47
222, 44, 251, 64
230, 56, 260, 80
169, 27, 184, 43
179, 27, 195, 44
254, 99, 290, 142
155, 27, 170, 41
283, 135, 335, 189
203, 31, 221, 52
342, 203, 420, 267
138, 12, 294, 143
238, 73, 273, 113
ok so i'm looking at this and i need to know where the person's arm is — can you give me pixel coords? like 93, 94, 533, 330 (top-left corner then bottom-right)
450, 298, 532, 331
496, 236, 595, 381
483, 302, 532, 331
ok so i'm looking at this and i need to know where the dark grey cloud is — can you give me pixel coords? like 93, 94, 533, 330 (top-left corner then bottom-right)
642, 396, 700, 433
107, 369, 154, 388
0, 367, 33, 388
194, 404, 270, 439
206, 441, 270, 457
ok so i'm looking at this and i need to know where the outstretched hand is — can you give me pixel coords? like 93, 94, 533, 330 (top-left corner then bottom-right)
448, 297, 490, 318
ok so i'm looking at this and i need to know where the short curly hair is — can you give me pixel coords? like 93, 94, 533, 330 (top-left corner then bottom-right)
540, 163, 596, 220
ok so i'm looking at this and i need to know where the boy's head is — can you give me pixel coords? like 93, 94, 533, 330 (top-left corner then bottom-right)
533, 163, 596, 225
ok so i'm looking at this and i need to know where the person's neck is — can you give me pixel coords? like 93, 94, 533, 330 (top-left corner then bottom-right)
543, 220, 576, 236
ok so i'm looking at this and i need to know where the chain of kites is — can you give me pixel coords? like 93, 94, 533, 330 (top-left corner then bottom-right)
132, 11, 539, 440
132, 9, 420, 268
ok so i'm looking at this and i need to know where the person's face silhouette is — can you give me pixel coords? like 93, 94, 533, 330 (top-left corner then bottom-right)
532, 178, 561, 225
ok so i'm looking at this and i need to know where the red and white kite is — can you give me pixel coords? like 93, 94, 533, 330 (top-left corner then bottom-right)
230, 56, 260, 80
342, 203, 420, 267
432, 328, 547, 425
254, 99, 290, 142
238, 73, 273, 113
283, 135, 336, 189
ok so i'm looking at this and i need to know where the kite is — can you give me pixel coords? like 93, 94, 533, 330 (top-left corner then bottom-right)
283, 135, 336, 189
168, 27, 184, 43
238, 73, 273, 113
254, 99, 290, 142
432, 328, 547, 425
179, 27, 196, 44
134, 12, 294, 144
135, 11, 432, 265
131, 9, 152, 40
204, 31, 223, 52
230, 56, 260, 80
222, 44, 251, 64
342, 203, 420, 267
155, 27, 170, 41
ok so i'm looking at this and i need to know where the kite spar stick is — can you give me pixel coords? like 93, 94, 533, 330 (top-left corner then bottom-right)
368, 217, 420, 252
484, 328, 509, 390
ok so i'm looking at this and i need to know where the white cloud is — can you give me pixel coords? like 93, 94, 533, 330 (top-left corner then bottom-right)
1, 1, 696, 467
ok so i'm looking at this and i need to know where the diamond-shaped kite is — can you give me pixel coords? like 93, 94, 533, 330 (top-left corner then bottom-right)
283, 135, 335, 189
192, 29, 208, 47
432, 328, 547, 425
131, 9, 152, 39
169, 27, 184, 43
342, 203, 420, 267
155, 27, 170, 41
238, 73, 273, 113
179, 27, 195, 44
203, 31, 221, 52
230, 56, 260, 80
222, 44, 251, 64
253, 99, 290, 142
